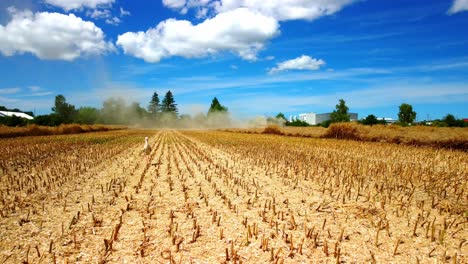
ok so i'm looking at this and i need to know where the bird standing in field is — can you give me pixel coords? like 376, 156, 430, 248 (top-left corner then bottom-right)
143, 136, 151, 164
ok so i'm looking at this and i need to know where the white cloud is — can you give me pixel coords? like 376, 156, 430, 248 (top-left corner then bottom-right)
157, 1, 353, 63
269, 55, 325, 74
163, 0, 187, 9
25, 91, 54, 97
0, 9, 114, 61
163, 0, 212, 17
86, 9, 111, 19
105, 16, 121, 25
448, 0, 468, 14
86, 7, 127, 25
117, 8, 279, 62
44, 0, 115, 11
217, 0, 355, 21
0, 88, 21, 94
29, 86, 41, 92
120, 7, 131, 17
163, 0, 355, 21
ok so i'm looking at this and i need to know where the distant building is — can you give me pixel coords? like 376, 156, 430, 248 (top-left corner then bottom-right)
296, 112, 358, 125
0, 111, 34, 120
377, 117, 397, 124
288, 115, 298, 122
298, 113, 316, 125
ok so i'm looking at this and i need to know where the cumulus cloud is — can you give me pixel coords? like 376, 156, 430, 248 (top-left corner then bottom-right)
448, 0, 468, 14
0, 8, 114, 61
117, 8, 279, 62
44, 0, 115, 11
269, 55, 325, 74
163, 0, 355, 21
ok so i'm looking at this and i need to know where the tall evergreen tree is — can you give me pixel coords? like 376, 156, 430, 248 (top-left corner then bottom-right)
208, 97, 228, 115
148, 92, 160, 116
161, 91, 178, 114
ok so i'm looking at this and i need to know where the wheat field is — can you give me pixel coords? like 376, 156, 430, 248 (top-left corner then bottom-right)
0, 130, 466, 263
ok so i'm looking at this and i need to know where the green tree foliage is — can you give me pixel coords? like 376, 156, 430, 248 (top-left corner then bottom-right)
0, 115, 27, 126
0, 106, 34, 126
161, 91, 178, 115
443, 114, 457, 127
398, 103, 417, 125
51, 95, 77, 123
33, 114, 62, 126
276, 112, 287, 122
286, 119, 310, 127
319, 120, 332, 128
206, 97, 231, 127
330, 99, 350, 123
148, 92, 160, 118
208, 97, 228, 115
75, 107, 100, 125
360, 114, 387, 126
431, 114, 467, 127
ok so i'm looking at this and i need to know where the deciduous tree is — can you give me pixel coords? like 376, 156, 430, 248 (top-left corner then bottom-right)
330, 99, 350, 123
398, 103, 416, 124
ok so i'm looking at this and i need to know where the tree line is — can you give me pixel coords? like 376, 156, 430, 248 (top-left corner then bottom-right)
269, 99, 467, 127
0, 91, 230, 127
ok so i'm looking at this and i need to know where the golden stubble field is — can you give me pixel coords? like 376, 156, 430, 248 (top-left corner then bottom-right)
0, 129, 466, 263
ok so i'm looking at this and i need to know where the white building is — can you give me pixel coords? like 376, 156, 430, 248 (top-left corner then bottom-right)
0, 111, 34, 120
377, 117, 397, 124
295, 112, 358, 125
298, 112, 317, 125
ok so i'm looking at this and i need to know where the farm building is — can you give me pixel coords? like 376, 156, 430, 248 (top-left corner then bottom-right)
0, 111, 34, 120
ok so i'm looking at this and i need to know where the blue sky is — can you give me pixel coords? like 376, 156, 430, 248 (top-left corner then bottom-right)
0, 0, 467, 120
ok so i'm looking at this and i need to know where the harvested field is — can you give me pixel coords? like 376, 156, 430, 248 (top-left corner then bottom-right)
0, 130, 466, 263
0, 124, 126, 138
224, 124, 468, 151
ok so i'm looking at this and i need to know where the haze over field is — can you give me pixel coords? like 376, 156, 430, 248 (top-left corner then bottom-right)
0, 0, 467, 120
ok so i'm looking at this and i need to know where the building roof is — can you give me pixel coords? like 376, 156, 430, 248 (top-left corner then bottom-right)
0, 111, 34, 120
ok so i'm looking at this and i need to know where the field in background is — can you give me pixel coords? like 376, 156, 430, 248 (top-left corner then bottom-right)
0, 124, 127, 138
224, 124, 468, 150
0, 129, 466, 263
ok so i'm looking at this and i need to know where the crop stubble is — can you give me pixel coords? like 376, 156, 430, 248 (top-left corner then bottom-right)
0, 130, 466, 263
